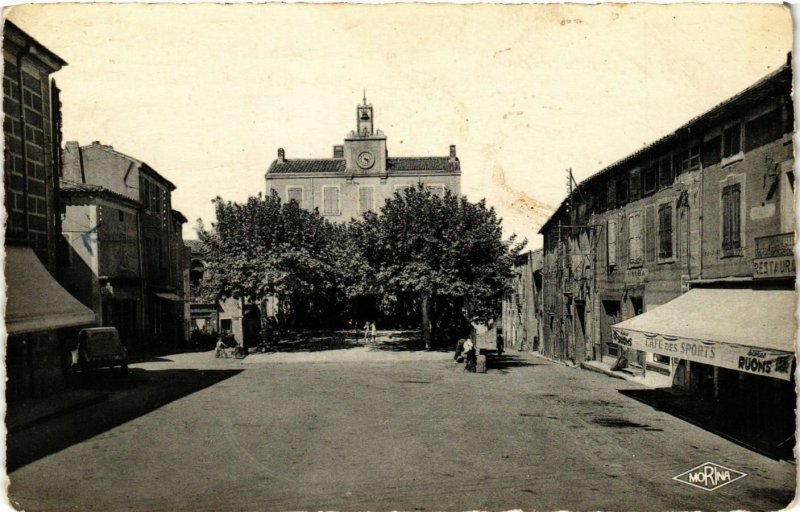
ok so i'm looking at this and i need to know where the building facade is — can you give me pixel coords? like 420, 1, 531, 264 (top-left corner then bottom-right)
501, 250, 543, 352
540, 58, 794, 394
3, 22, 97, 400
265, 96, 461, 221
61, 141, 188, 351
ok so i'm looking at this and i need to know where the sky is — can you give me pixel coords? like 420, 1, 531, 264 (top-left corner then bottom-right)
5, 3, 793, 248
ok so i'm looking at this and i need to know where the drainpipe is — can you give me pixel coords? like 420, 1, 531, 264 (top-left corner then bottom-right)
136, 205, 146, 350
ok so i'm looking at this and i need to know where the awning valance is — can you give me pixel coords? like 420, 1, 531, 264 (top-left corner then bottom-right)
612, 288, 796, 381
5, 246, 97, 335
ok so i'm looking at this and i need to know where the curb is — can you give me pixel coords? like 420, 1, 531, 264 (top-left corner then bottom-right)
579, 361, 627, 381
8, 393, 109, 434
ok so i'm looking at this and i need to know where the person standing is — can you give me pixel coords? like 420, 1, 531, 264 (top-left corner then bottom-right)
370, 322, 377, 344
363, 321, 371, 344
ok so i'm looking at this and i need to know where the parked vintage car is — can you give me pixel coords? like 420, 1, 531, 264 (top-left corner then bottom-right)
71, 327, 129, 375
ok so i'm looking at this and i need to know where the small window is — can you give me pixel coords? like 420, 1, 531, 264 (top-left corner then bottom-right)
118, 210, 124, 222
643, 164, 658, 195
723, 123, 742, 159
629, 168, 641, 202
606, 180, 617, 210
657, 203, 673, 259
745, 109, 782, 152
287, 187, 303, 207
722, 183, 742, 253
658, 155, 673, 188
617, 177, 629, 205
425, 184, 446, 198
221, 319, 232, 332
701, 136, 722, 167
678, 145, 700, 173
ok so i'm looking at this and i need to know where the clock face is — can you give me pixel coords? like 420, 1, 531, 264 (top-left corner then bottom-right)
357, 151, 375, 169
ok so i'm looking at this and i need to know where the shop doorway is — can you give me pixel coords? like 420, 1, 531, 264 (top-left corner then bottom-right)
600, 299, 621, 360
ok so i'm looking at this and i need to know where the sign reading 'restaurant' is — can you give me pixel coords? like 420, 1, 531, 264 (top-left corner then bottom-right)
754, 233, 795, 280
612, 329, 794, 381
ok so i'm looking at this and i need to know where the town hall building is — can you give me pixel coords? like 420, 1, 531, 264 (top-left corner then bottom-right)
265, 95, 461, 221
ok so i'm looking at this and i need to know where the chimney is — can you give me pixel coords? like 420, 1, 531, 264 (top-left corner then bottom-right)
277, 148, 285, 164
62, 141, 82, 182
92, 140, 101, 145
333, 145, 344, 158
449, 145, 457, 163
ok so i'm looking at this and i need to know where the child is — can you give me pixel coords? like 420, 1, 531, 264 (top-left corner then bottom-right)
370, 322, 377, 344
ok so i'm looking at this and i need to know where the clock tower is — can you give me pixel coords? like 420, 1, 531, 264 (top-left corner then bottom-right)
345, 92, 387, 175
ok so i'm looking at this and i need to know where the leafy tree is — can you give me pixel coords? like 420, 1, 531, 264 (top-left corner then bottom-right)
197, 192, 340, 325
351, 185, 523, 348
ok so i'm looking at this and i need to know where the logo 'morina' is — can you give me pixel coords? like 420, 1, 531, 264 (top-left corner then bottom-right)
673, 462, 747, 491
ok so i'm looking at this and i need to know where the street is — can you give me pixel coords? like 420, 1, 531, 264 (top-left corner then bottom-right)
7, 347, 796, 511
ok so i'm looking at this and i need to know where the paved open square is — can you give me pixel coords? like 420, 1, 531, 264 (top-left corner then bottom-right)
7, 348, 795, 511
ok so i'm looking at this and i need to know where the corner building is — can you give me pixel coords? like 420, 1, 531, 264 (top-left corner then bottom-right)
539, 57, 794, 406
265, 97, 461, 220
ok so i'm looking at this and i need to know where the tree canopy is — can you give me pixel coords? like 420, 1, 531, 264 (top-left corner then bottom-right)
197, 185, 522, 345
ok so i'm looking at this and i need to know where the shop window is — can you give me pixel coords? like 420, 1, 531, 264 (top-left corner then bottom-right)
653, 353, 671, 365
722, 123, 742, 159
221, 319, 232, 332
722, 183, 742, 254
658, 203, 673, 260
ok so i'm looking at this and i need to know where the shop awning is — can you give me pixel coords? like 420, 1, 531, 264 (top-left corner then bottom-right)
612, 288, 796, 381
154, 292, 184, 301
5, 245, 97, 335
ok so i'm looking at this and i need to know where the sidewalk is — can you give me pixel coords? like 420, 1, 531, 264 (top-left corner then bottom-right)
7, 388, 108, 434
579, 358, 648, 385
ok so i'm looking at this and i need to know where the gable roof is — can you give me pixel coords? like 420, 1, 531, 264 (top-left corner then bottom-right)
539, 60, 792, 234
81, 142, 177, 191
60, 179, 141, 207
266, 155, 460, 175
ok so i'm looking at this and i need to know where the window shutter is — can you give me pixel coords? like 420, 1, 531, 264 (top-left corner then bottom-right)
607, 218, 617, 267
658, 204, 673, 259
731, 185, 741, 248
359, 187, 373, 214
323, 187, 339, 214
629, 211, 643, 267
630, 169, 641, 201
645, 205, 656, 263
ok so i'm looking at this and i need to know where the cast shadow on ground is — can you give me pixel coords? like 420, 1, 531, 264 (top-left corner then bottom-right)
7, 368, 242, 472
481, 349, 543, 374
618, 388, 795, 461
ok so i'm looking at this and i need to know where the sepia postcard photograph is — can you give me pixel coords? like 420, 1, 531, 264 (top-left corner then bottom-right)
1, 2, 797, 511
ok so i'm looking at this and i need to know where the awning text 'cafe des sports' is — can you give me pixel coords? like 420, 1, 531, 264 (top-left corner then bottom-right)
611, 288, 796, 381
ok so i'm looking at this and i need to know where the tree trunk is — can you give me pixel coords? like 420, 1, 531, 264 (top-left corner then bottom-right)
421, 294, 432, 350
